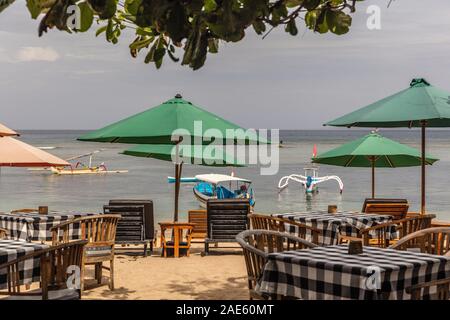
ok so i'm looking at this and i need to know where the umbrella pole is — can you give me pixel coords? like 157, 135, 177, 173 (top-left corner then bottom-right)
174, 142, 180, 222
421, 121, 426, 214
371, 159, 375, 198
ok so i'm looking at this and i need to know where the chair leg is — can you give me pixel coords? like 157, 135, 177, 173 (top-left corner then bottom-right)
143, 242, 148, 257
109, 258, 114, 291
95, 263, 103, 284
80, 262, 85, 297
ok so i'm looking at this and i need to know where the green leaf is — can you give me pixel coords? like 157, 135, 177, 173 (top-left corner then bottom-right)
252, 20, 266, 35
77, 2, 94, 32
207, 38, 219, 54
124, 0, 141, 16
285, 19, 298, 36
302, 0, 321, 10
326, 10, 352, 35
204, 0, 217, 13
95, 25, 107, 36
26, 0, 41, 19
88, 0, 117, 19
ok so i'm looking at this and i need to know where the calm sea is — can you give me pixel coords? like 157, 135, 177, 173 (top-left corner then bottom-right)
1, 129, 450, 221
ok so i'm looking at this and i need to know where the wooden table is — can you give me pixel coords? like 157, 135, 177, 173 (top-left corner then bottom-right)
0, 211, 98, 242
0, 240, 49, 289
159, 222, 194, 258
257, 245, 450, 300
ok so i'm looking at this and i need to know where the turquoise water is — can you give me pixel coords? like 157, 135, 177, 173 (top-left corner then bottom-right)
1, 129, 450, 221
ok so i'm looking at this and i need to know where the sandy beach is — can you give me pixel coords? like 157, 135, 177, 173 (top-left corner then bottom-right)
83, 245, 248, 300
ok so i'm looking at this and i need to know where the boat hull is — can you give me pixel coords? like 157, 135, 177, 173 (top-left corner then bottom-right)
193, 186, 255, 210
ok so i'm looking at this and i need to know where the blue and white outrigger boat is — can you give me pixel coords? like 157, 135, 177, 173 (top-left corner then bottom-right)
278, 167, 343, 194
193, 174, 255, 209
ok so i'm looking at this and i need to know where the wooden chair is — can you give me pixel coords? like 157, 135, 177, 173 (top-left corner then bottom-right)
0, 240, 87, 300
0, 228, 7, 239
188, 210, 207, 243
390, 227, 450, 255
104, 204, 151, 256
159, 222, 194, 258
356, 214, 435, 248
108, 199, 155, 250
248, 213, 322, 245
204, 199, 250, 254
406, 277, 450, 300
51, 214, 120, 292
363, 202, 409, 220
236, 230, 317, 300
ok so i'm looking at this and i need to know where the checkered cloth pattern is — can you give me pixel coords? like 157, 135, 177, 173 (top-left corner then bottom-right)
256, 245, 450, 300
0, 211, 98, 242
274, 211, 396, 245
0, 240, 49, 290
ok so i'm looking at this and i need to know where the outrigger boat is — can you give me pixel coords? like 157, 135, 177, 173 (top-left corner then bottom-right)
28, 150, 128, 175
278, 167, 343, 194
193, 174, 255, 209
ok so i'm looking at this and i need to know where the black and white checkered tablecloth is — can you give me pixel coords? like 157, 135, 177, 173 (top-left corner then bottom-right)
274, 211, 396, 245
0, 240, 49, 290
0, 211, 98, 242
257, 245, 450, 300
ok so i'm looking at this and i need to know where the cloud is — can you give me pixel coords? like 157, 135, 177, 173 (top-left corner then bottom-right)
16, 47, 60, 62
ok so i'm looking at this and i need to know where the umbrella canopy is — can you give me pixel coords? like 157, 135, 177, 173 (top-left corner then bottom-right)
0, 136, 69, 167
0, 123, 18, 137
312, 132, 438, 198
325, 78, 450, 213
326, 78, 450, 128
312, 132, 438, 167
78, 94, 265, 144
122, 144, 244, 167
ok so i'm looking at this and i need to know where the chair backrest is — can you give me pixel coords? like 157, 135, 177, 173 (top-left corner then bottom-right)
248, 213, 321, 244
358, 214, 436, 248
390, 227, 450, 255
236, 230, 317, 291
364, 203, 409, 220
109, 200, 154, 240
52, 214, 121, 248
104, 205, 145, 243
10, 208, 37, 213
0, 228, 7, 239
362, 198, 408, 212
0, 240, 87, 300
188, 210, 207, 241
206, 199, 250, 241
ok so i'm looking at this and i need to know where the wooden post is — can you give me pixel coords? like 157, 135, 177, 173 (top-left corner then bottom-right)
421, 121, 426, 214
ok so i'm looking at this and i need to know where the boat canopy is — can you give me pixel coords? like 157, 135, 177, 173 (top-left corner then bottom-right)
195, 174, 251, 185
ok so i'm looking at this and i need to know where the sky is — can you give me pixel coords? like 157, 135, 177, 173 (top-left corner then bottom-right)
1, 0, 450, 130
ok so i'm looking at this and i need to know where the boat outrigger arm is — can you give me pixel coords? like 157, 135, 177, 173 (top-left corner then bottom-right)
278, 167, 343, 194
278, 174, 343, 193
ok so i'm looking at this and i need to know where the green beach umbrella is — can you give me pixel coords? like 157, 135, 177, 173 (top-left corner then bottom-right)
78, 94, 263, 144
325, 78, 450, 213
312, 132, 438, 198
78, 94, 260, 221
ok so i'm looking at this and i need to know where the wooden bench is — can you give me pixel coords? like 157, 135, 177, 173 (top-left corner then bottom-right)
188, 210, 207, 243
204, 199, 250, 255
